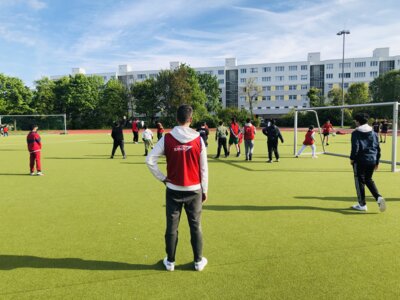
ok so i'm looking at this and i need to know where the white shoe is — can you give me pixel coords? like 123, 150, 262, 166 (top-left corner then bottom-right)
37, 172, 44, 176
163, 257, 175, 271
266, 160, 272, 163
275, 159, 280, 162
30, 172, 35, 176
194, 257, 208, 271
351, 204, 367, 211
377, 197, 386, 212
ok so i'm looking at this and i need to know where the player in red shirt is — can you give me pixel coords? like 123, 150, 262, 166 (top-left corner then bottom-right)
228, 117, 241, 157
322, 120, 334, 146
156, 121, 164, 141
243, 118, 256, 161
295, 125, 317, 158
27, 124, 43, 175
146, 105, 208, 272
3, 125, 9, 137
131, 118, 139, 143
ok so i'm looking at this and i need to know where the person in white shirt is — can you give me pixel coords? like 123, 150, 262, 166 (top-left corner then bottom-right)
142, 125, 153, 156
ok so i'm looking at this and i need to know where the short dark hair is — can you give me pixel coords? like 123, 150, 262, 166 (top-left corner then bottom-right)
218, 121, 223, 126
354, 113, 369, 125
30, 124, 38, 131
309, 125, 314, 130
231, 117, 236, 123
177, 104, 193, 124
143, 125, 148, 129
246, 118, 251, 123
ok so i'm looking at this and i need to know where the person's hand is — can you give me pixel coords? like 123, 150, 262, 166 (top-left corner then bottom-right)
162, 178, 171, 185
350, 160, 354, 165
202, 193, 207, 203
374, 164, 379, 171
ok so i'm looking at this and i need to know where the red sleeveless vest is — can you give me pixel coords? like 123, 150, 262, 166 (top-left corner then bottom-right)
244, 125, 255, 140
304, 130, 314, 145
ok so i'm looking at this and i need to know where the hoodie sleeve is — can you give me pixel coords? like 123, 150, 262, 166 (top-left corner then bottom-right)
350, 131, 359, 161
200, 138, 208, 194
146, 136, 167, 182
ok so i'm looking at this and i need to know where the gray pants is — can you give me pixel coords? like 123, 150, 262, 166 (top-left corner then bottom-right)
244, 140, 254, 160
165, 188, 203, 262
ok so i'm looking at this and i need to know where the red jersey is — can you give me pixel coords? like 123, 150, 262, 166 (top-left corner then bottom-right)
3, 127, 8, 133
132, 121, 139, 132
243, 124, 255, 140
230, 122, 239, 136
27, 131, 42, 152
156, 123, 164, 133
322, 123, 333, 134
164, 133, 202, 187
303, 130, 315, 145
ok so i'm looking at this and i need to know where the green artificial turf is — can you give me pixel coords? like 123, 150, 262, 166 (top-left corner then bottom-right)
0, 130, 399, 299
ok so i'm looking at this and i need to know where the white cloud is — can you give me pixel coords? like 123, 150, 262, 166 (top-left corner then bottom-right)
26, 0, 47, 10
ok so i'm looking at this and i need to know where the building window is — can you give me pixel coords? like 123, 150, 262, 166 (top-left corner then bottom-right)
275, 76, 284, 81
370, 61, 378, 67
328, 83, 333, 89
326, 64, 334, 69
289, 85, 297, 90
289, 75, 298, 81
354, 72, 365, 78
301, 84, 308, 90
266, 96, 271, 101
149, 73, 158, 78
276, 95, 284, 101
205, 70, 213, 75
240, 78, 246, 83
137, 74, 147, 79
218, 79, 224, 84
289, 95, 297, 100
262, 67, 271, 72
262, 96, 267, 101
240, 96, 246, 102
275, 66, 285, 72
344, 83, 349, 88
301, 65, 308, 70
301, 95, 308, 101
370, 71, 378, 78
289, 65, 297, 71
339, 62, 351, 68
339, 73, 351, 78
326, 73, 333, 79
218, 70, 224, 75
355, 62, 366, 68
276, 85, 284, 91
262, 76, 271, 82
301, 75, 308, 80
250, 67, 258, 73
240, 68, 247, 74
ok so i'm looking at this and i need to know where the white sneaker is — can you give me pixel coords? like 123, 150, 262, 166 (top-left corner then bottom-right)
30, 172, 35, 176
194, 257, 208, 271
377, 197, 386, 212
351, 204, 368, 211
37, 172, 44, 176
163, 257, 175, 271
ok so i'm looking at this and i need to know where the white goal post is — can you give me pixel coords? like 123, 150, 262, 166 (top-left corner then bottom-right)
294, 102, 399, 172
0, 114, 67, 134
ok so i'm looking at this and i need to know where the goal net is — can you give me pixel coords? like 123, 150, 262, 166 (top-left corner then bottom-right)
293, 102, 399, 172
0, 114, 67, 135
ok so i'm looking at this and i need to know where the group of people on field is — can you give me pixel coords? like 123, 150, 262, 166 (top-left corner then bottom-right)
372, 118, 390, 143
0, 124, 10, 137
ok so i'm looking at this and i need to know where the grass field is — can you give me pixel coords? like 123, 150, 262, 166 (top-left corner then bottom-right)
0, 130, 399, 299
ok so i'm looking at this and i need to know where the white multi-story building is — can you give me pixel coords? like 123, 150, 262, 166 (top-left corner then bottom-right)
49, 47, 400, 117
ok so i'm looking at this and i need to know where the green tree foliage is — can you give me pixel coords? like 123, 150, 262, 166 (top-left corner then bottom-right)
196, 73, 221, 113
0, 73, 33, 114
307, 87, 324, 107
217, 107, 251, 126
99, 79, 129, 126
345, 82, 370, 105
131, 78, 160, 123
241, 77, 262, 119
327, 87, 343, 106
32, 77, 56, 114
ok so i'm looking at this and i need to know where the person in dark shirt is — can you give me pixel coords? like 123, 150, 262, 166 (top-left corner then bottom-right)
197, 122, 209, 147
380, 119, 389, 143
372, 118, 380, 134
350, 113, 385, 212
110, 119, 126, 159
262, 119, 284, 163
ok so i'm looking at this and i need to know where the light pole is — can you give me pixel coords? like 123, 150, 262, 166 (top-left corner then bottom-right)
337, 30, 350, 127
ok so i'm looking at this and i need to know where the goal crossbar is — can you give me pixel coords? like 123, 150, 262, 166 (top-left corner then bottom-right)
294, 102, 399, 172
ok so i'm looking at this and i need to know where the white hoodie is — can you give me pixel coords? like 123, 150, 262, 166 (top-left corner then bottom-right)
356, 123, 373, 133
146, 126, 208, 193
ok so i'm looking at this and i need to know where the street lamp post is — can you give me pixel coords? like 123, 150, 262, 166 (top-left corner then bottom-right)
337, 30, 350, 127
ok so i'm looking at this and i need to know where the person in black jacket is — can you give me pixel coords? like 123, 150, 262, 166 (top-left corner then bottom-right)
197, 122, 209, 147
110, 119, 127, 159
350, 113, 385, 212
262, 119, 284, 163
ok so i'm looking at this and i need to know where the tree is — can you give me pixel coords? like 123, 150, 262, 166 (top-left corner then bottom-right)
131, 78, 160, 124
32, 77, 56, 114
240, 77, 262, 119
0, 73, 33, 114
369, 70, 400, 103
307, 87, 324, 107
99, 79, 129, 126
345, 82, 370, 105
327, 87, 343, 106
196, 73, 221, 113
217, 107, 251, 126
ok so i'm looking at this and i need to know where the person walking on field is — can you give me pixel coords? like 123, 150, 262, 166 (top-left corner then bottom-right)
131, 118, 139, 143
142, 125, 153, 156
372, 118, 380, 134
110, 120, 126, 159
214, 121, 229, 158
228, 117, 240, 157
146, 104, 208, 272
27, 124, 43, 176
296, 125, 317, 158
380, 119, 389, 143
243, 118, 256, 161
262, 119, 284, 163
156, 121, 164, 141
350, 113, 386, 212
197, 122, 209, 147
322, 119, 334, 146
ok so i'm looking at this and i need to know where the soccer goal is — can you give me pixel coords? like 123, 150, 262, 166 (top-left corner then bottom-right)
293, 102, 399, 172
0, 114, 67, 134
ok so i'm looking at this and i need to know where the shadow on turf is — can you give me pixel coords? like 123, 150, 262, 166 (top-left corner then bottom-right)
204, 205, 378, 215
0, 173, 31, 176
0, 255, 166, 271
295, 196, 400, 202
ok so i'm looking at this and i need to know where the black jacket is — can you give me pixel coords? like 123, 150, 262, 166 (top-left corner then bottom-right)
111, 125, 124, 141
262, 125, 284, 143
350, 124, 380, 165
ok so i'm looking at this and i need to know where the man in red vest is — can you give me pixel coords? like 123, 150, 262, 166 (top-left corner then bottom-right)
27, 124, 43, 175
146, 105, 208, 272
243, 118, 256, 161
131, 118, 139, 143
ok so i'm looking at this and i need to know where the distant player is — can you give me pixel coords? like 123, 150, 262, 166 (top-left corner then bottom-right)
228, 117, 240, 157
142, 125, 153, 156
3, 125, 9, 137
110, 120, 126, 159
380, 119, 389, 143
372, 118, 380, 134
214, 121, 229, 158
156, 121, 164, 141
243, 118, 256, 161
262, 119, 284, 163
197, 122, 209, 147
322, 120, 334, 146
350, 113, 385, 212
296, 125, 317, 158
131, 118, 139, 143
27, 124, 43, 176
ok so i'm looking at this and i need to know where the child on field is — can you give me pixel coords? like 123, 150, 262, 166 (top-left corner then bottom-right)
27, 124, 43, 175
296, 125, 317, 158
3, 125, 9, 137
142, 125, 153, 156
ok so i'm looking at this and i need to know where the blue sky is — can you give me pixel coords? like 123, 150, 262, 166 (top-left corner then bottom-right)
1, 0, 399, 86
